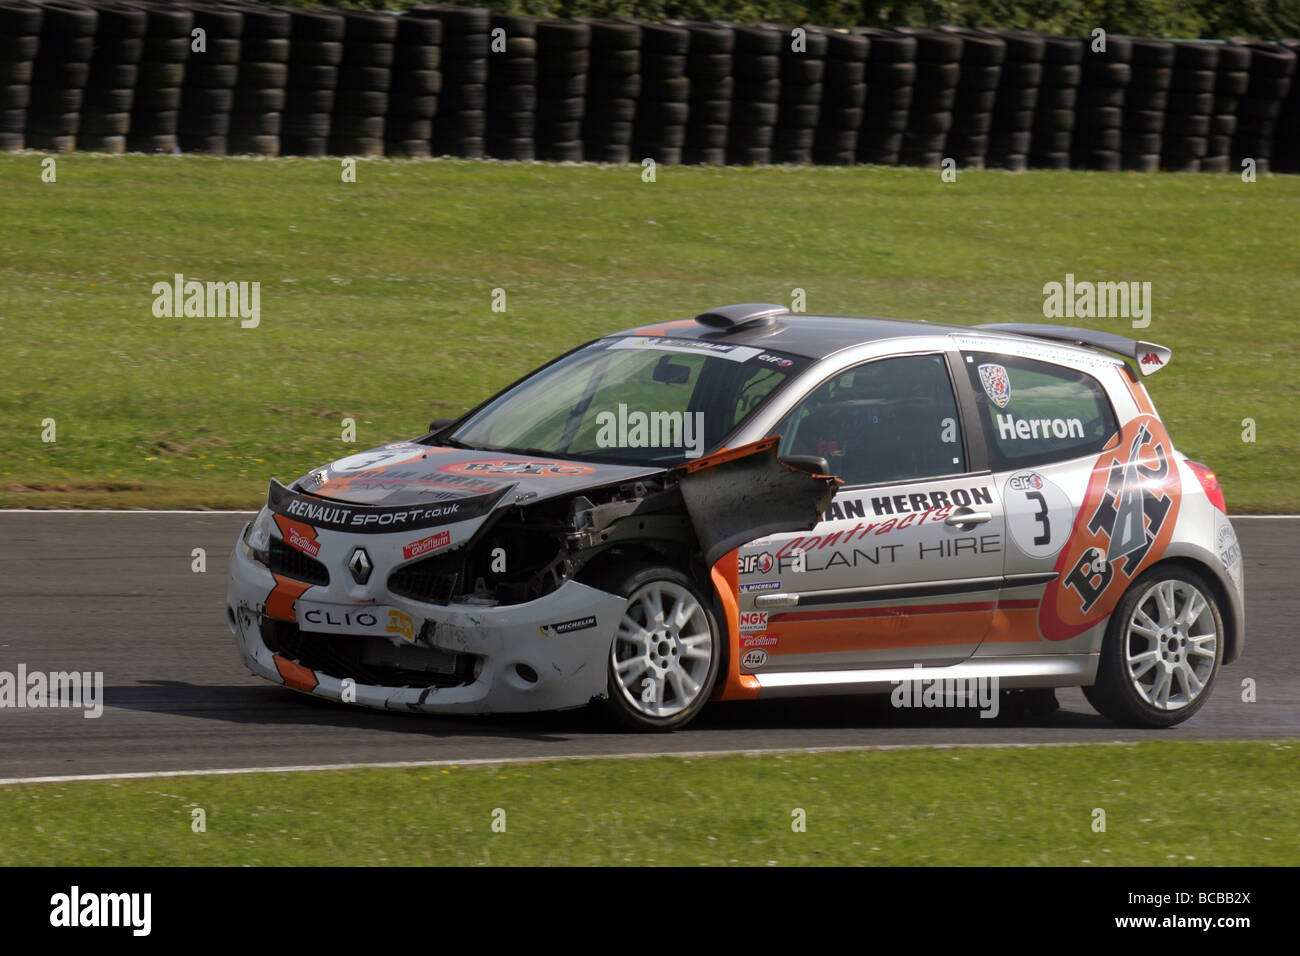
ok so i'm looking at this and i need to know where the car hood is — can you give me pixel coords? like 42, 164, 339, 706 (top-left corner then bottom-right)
281, 441, 661, 514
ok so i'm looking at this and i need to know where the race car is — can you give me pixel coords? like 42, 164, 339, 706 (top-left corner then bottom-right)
227, 303, 1244, 731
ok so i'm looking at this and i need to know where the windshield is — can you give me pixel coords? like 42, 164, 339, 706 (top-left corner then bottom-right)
450, 336, 809, 465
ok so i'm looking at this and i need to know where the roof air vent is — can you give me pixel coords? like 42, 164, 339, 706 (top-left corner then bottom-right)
693, 303, 790, 331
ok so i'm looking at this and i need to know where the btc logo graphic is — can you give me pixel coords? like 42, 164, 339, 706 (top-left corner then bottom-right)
1041, 416, 1180, 641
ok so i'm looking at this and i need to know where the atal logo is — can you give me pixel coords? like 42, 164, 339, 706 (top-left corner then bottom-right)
738, 611, 768, 632
739, 552, 774, 575
741, 649, 768, 668
1139, 351, 1164, 368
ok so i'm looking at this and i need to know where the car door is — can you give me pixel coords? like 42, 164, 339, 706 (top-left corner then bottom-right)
954, 349, 1125, 650
734, 351, 1006, 675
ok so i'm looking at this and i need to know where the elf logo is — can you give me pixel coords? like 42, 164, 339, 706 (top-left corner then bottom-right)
739, 552, 774, 575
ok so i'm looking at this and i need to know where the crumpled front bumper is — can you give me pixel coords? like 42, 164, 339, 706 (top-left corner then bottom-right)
227, 528, 628, 714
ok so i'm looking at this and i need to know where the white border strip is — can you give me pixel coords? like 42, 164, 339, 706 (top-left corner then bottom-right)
0, 509, 257, 514
0, 510, 1294, 518
0, 739, 1204, 786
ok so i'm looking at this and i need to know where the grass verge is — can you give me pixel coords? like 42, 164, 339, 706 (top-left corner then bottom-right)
1, 155, 1297, 510
0, 741, 1294, 865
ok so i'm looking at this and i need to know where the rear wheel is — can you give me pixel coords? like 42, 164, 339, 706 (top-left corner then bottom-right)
602, 565, 720, 732
1083, 565, 1223, 728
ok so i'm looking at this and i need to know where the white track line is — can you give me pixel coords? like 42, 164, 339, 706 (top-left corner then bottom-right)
0, 739, 1205, 786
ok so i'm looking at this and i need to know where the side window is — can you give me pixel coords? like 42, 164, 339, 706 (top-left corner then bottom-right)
773, 353, 965, 486
963, 352, 1118, 469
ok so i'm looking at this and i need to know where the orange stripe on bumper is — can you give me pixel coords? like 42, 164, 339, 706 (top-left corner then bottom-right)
274, 655, 319, 693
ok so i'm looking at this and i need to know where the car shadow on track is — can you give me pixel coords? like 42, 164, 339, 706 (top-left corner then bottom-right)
104, 680, 1116, 738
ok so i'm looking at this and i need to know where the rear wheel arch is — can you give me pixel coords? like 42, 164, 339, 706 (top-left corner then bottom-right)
1146, 555, 1240, 665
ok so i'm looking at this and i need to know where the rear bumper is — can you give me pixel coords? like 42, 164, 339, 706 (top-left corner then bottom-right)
227, 533, 627, 714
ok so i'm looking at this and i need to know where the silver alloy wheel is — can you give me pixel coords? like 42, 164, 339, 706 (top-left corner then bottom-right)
1125, 578, 1219, 710
611, 579, 714, 719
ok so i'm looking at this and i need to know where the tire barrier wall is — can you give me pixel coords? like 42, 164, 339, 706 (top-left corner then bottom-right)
0, 1, 1295, 174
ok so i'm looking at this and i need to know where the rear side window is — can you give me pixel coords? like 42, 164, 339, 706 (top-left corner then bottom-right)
962, 352, 1118, 469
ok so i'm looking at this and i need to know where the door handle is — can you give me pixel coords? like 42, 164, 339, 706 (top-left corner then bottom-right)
945, 509, 992, 528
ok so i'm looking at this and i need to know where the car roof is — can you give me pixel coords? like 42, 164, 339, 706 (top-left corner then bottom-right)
621, 312, 970, 360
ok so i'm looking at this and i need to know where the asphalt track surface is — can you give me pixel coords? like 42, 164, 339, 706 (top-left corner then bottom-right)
0, 513, 1296, 780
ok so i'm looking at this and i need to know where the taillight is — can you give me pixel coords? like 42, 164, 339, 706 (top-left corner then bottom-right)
1185, 460, 1226, 513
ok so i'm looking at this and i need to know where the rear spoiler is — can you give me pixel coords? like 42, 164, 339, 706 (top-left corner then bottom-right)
972, 323, 1172, 376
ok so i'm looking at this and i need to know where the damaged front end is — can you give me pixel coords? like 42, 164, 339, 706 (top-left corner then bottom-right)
388, 438, 838, 608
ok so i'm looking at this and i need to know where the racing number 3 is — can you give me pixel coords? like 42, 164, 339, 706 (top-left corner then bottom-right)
1026, 490, 1050, 546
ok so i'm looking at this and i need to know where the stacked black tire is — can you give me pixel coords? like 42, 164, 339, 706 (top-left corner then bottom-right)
281, 6, 343, 157
329, 9, 394, 157
942, 26, 1005, 169
772, 24, 825, 164
534, 17, 586, 161
0, 0, 41, 150
1204, 42, 1251, 172
1275, 39, 1300, 173
1072, 35, 1132, 171
854, 27, 915, 166
385, 11, 441, 158
26, 0, 97, 152
1120, 36, 1174, 171
225, 3, 290, 156
579, 18, 639, 163
726, 23, 781, 165
77, 2, 145, 153
675, 20, 732, 165
1028, 36, 1082, 169
484, 13, 534, 161
896, 27, 962, 169
984, 29, 1044, 171
1229, 39, 1296, 175
810, 27, 867, 166
419, 5, 487, 159
126, 3, 191, 152
1160, 41, 1218, 172
176, 4, 241, 155
630, 19, 687, 165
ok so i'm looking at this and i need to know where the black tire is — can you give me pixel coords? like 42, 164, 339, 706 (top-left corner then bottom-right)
590, 564, 721, 732
1083, 565, 1224, 728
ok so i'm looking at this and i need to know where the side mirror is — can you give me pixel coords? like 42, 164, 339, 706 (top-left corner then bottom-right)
779, 455, 830, 476
428, 417, 455, 435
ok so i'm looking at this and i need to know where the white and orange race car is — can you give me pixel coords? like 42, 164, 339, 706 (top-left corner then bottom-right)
228, 304, 1244, 731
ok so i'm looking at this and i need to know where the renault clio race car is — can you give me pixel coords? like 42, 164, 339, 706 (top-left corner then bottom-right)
228, 304, 1244, 731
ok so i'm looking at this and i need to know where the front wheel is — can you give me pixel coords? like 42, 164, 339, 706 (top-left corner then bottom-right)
1083, 565, 1224, 728
602, 565, 721, 732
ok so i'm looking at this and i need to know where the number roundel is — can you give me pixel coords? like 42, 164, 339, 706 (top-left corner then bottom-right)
1004, 471, 1074, 559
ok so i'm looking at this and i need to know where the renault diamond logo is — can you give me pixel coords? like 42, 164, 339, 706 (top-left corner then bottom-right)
348, 547, 372, 585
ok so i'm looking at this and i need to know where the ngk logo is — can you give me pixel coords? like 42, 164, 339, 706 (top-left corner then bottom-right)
738, 611, 768, 632
739, 552, 774, 575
